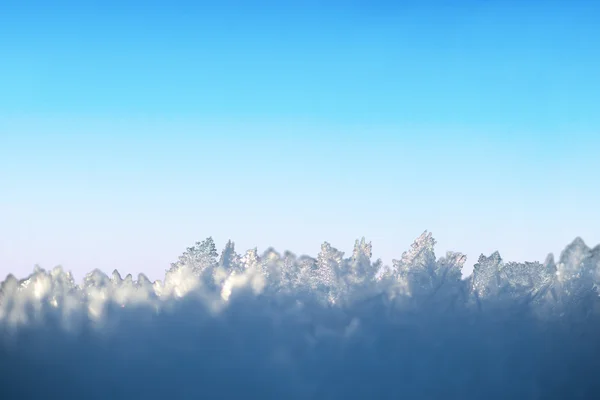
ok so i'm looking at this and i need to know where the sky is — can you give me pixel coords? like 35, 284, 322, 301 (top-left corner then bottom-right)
1, 0, 599, 281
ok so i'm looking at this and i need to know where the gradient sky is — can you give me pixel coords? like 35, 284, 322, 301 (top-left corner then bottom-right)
1, 1, 599, 281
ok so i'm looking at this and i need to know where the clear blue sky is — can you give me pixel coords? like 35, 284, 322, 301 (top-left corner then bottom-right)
1, 1, 599, 281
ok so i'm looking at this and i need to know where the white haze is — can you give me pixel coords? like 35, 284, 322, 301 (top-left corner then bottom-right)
1, 232, 600, 399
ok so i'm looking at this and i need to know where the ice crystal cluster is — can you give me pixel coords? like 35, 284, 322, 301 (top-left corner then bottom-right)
1, 232, 600, 399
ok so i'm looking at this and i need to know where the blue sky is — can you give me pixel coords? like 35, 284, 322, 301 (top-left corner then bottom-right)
1, 1, 599, 281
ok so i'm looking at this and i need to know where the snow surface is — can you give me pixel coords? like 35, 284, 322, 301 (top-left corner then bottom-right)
1, 232, 600, 399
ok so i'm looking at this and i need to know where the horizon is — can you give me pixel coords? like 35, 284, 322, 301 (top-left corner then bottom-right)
5, 232, 599, 284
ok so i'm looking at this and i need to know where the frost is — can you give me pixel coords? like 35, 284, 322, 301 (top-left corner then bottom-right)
551, 237, 599, 319
3, 232, 599, 325
219, 239, 242, 273
168, 236, 218, 276
2, 232, 600, 399
315, 242, 343, 299
241, 247, 260, 270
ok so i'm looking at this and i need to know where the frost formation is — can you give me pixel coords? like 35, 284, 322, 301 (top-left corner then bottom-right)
1, 232, 600, 399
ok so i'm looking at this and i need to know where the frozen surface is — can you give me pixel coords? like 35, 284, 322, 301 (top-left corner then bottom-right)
1, 232, 600, 399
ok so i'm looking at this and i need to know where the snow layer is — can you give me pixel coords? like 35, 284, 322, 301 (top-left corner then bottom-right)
1, 232, 600, 399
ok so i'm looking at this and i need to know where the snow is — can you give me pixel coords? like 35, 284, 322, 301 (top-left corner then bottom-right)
1, 233, 600, 399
